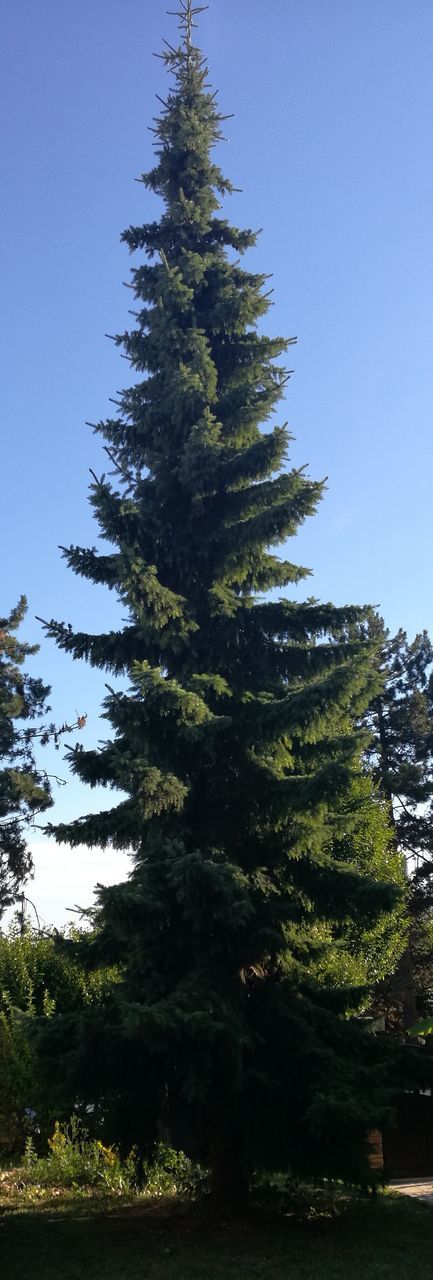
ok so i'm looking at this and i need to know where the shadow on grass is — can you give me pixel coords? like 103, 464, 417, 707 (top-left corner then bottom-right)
2, 1181, 433, 1280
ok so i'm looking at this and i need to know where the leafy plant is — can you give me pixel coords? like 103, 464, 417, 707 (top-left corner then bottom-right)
20, 1119, 203, 1199
408, 1017, 433, 1037
141, 1142, 206, 1199
22, 1118, 138, 1193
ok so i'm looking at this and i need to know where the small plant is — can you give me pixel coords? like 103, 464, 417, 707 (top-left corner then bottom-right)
22, 1135, 38, 1171
21, 1118, 138, 1193
141, 1143, 207, 1199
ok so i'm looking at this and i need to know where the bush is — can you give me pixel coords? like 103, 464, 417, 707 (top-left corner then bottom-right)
0, 929, 119, 1153
21, 1118, 205, 1199
0, 929, 117, 1017
22, 1118, 137, 1193
0, 992, 36, 1153
141, 1142, 206, 1198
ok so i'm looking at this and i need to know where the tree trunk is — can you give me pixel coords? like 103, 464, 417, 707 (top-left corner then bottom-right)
390, 941, 418, 1032
209, 1123, 249, 1215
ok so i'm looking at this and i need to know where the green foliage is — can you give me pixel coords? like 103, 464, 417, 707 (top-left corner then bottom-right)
0, 991, 36, 1152
0, 930, 118, 1152
0, 929, 116, 1015
363, 621, 433, 1028
314, 775, 407, 993
408, 1017, 433, 1037
22, 1118, 138, 1193
40, 3, 414, 1195
0, 597, 52, 915
364, 622, 433, 873
409, 912, 433, 1019
20, 1119, 200, 1199
141, 1142, 205, 1198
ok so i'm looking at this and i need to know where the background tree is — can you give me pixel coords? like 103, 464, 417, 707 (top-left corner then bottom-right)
364, 623, 433, 1028
313, 772, 407, 994
41, 2, 415, 1200
0, 596, 87, 924
365, 624, 433, 870
0, 597, 52, 917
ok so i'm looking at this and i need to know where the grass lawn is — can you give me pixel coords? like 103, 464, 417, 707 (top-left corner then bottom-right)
0, 1185, 432, 1280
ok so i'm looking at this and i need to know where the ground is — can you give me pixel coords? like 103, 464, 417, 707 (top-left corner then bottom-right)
392, 1176, 433, 1206
1, 1186, 432, 1280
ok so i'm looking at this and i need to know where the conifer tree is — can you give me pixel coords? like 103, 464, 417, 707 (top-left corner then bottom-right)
365, 625, 433, 874
0, 598, 52, 916
42, 2, 411, 1198
314, 773, 406, 993
364, 623, 433, 1028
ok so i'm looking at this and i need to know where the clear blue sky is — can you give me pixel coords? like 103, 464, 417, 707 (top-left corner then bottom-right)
1, 0, 432, 863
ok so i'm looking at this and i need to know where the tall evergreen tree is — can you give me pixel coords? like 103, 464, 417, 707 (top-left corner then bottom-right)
41, 2, 411, 1197
0, 597, 52, 917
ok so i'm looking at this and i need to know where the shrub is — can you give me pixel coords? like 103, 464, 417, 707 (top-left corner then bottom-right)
0, 992, 36, 1153
141, 1142, 206, 1198
0, 929, 120, 1153
21, 1118, 204, 1198
22, 1118, 137, 1192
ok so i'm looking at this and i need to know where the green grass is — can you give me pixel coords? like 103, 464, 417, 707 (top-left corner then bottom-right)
0, 1181, 431, 1279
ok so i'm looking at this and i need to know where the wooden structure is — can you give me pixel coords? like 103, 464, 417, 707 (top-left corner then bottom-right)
368, 1129, 384, 1172
383, 1092, 433, 1178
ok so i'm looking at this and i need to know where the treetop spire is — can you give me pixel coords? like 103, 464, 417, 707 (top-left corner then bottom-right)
167, 0, 209, 50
